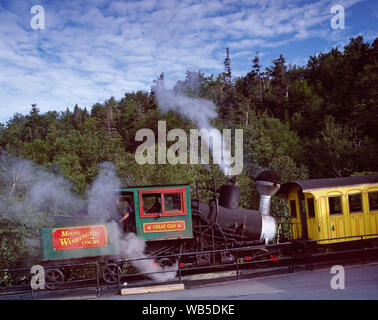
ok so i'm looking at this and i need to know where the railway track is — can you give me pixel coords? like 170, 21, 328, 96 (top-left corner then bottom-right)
1, 244, 378, 300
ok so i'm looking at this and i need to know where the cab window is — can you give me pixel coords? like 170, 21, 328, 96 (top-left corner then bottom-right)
368, 191, 378, 211
142, 193, 162, 215
164, 193, 182, 211
328, 196, 342, 215
139, 188, 187, 217
348, 193, 362, 213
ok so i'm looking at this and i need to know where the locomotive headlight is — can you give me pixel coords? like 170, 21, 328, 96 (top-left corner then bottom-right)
260, 214, 276, 244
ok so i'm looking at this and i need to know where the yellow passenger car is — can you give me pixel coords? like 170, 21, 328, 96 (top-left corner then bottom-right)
277, 175, 378, 244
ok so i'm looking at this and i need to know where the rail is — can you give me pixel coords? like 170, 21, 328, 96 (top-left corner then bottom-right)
113, 241, 293, 292
301, 233, 378, 270
0, 261, 100, 298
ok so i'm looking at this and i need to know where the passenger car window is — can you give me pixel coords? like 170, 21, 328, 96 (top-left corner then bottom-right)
307, 198, 315, 218
328, 196, 342, 215
368, 191, 378, 211
290, 200, 297, 217
348, 194, 362, 213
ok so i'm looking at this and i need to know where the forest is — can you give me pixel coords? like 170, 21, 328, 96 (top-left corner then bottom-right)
0, 36, 377, 266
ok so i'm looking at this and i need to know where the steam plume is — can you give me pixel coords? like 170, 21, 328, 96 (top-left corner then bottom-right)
86, 162, 120, 219
0, 154, 177, 281
153, 79, 233, 176
108, 222, 177, 282
0, 153, 85, 256
0, 153, 84, 225
86, 163, 177, 282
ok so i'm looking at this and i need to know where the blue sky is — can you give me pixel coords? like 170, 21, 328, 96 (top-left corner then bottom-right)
0, 0, 377, 123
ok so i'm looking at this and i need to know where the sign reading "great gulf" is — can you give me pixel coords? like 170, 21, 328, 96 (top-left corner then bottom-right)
143, 221, 186, 233
52, 225, 108, 250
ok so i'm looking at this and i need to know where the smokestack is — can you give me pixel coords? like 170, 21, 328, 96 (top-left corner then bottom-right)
219, 185, 240, 209
255, 170, 281, 244
255, 170, 281, 215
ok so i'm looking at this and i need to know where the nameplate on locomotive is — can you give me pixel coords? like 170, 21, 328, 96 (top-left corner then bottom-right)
143, 221, 186, 233
52, 225, 108, 250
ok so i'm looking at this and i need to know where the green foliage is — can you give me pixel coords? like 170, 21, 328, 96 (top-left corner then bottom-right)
0, 217, 33, 268
309, 116, 377, 177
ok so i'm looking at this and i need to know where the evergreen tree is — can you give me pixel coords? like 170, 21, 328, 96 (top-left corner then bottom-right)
252, 52, 263, 105
223, 47, 232, 85
103, 97, 119, 137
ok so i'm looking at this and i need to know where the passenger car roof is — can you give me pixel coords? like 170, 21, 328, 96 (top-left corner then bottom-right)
277, 174, 378, 197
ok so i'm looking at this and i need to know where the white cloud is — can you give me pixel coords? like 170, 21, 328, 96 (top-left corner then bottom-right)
0, 0, 370, 123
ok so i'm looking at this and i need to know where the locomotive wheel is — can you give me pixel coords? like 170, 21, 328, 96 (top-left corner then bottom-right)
158, 258, 176, 268
102, 263, 120, 284
253, 248, 271, 268
45, 269, 65, 289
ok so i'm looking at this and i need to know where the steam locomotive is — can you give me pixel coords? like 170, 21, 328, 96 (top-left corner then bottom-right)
39, 169, 282, 286
37, 171, 378, 287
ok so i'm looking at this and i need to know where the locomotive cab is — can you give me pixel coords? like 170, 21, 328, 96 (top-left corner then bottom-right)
118, 184, 193, 242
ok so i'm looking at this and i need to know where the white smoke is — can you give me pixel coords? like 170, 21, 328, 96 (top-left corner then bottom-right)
108, 221, 177, 282
0, 154, 84, 225
87, 164, 177, 282
0, 157, 121, 223
153, 79, 233, 176
0, 154, 177, 281
86, 162, 120, 219
0, 154, 86, 256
